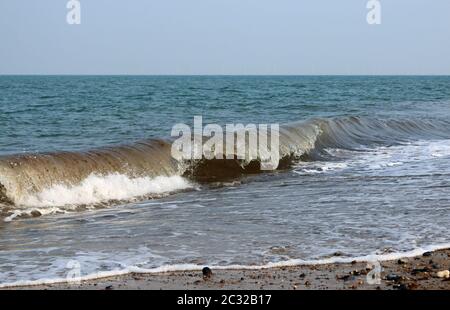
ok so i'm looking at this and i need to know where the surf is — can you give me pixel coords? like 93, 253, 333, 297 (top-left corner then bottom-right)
1, 116, 449, 219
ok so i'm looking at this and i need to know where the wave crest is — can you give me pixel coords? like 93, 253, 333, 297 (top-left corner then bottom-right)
1, 116, 449, 215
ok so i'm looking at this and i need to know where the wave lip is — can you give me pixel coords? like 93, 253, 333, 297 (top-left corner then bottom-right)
185, 116, 450, 180
0, 138, 179, 206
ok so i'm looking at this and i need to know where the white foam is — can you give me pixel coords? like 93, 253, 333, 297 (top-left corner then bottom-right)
293, 162, 348, 174
4, 174, 192, 219
294, 139, 450, 176
4, 207, 69, 222
1, 243, 449, 288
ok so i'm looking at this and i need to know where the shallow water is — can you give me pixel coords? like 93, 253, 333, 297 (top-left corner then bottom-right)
1, 76, 450, 285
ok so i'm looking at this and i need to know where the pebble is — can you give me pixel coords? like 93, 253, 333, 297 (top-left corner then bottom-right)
397, 258, 408, 265
422, 251, 432, 257
436, 270, 450, 279
386, 273, 402, 282
336, 274, 351, 281
202, 267, 212, 279
411, 267, 431, 275
393, 283, 408, 290
30, 210, 42, 217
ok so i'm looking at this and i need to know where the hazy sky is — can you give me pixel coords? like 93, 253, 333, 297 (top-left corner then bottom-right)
1, 0, 449, 75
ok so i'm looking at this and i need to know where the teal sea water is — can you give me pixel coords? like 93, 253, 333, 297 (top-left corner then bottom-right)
1, 76, 450, 285
2, 76, 450, 153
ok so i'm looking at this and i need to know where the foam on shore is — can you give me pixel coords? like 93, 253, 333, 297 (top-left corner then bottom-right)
1, 243, 449, 289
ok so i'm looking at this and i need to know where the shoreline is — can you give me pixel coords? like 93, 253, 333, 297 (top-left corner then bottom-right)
4, 249, 450, 290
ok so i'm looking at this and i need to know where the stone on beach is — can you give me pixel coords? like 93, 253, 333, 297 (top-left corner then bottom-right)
386, 273, 402, 282
397, 258, 408, 265
202, 267, 212, 279
411, 267, 431, 275
436, 270, 449, 279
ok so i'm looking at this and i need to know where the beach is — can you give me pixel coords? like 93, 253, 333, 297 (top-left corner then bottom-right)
6, 249, 449, 290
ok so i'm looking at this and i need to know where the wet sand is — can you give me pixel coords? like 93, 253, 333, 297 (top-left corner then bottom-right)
6, 249, 450, 290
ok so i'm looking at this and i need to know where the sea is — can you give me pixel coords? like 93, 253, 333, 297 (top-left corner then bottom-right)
1, 75, 450, 286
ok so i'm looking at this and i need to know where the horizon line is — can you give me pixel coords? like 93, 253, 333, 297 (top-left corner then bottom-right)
1, 74, 450, 77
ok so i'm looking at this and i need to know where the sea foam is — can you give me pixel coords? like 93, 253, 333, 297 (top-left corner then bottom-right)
1, 243, 449, 289
3, 174, 192, 221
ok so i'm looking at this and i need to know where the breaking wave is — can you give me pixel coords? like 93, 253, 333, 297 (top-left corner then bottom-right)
3, 174, 192, 222
1, 116, 450, 219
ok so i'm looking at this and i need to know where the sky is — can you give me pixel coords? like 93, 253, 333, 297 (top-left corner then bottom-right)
0, 0, 449, 75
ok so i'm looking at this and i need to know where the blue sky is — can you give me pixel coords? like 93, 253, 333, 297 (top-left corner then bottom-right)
1, 0, 449, 75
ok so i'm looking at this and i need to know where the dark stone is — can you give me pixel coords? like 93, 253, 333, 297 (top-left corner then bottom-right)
422, 251, 432, 257
393, 283, 408, 290
202, 267, 212, 279
350, 270, 361, 276
105, 285, 113, 290
386, 273, 402, 282
336, 274, 351, 281
299, 273, 306, 278
411, 267, 431, 275
397, 258, 408, 265
30, 210, 42, 217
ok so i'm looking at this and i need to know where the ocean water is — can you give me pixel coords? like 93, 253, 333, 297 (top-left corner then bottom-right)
1, 76, 450, 286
